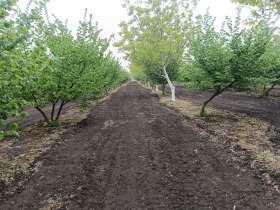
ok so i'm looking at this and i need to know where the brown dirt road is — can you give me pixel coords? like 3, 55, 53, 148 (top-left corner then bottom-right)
1, 81, 280, 209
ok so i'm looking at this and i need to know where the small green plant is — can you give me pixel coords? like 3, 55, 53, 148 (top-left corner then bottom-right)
45, 120, 60, 127
197, 109, 208, 117
0, 130, 19, 141
261, 90, 269, 96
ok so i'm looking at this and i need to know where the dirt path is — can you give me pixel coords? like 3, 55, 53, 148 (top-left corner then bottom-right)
1, 81, 280, 209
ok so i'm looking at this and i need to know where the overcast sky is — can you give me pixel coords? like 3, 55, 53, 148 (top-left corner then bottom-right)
17, 0, 245, 69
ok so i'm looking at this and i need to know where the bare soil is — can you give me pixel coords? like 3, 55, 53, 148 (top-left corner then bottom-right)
165, 86, 280, 144
1, 81, 280, 209
159, 85, 280, 187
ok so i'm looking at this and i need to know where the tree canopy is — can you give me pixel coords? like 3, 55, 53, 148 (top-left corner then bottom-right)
0, 0, 44, 139
115, 0, 197, 101
186, 9, 273, 116
0, 1, 130, 140
232, 0, 280, 16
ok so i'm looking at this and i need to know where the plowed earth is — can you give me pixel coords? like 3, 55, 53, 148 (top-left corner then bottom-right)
1, 81, 280, 209
171, 86, 280, 144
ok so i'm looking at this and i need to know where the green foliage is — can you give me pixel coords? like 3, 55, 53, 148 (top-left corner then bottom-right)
99, 55, 130, 94
253, 36, 280, 95
0, 0, 43, 140
0, 2, 130, 140
227, 14, 272, 88
18, 9, 130, 124
145, 58, 180, 85
116, 0, 196, 100
232, 0, 280, 14
45, 119, 60, 127
176, 64, 191, 83
188, 10, 232, 92
186, 8, 273, 116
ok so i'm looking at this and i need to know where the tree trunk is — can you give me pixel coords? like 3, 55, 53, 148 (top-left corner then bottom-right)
199, 82, 235, 116
156, 85, 159, 91
51, 101, 59, 121
55, 101, 66, 121
32, 94, 49, 123
199, 90, 220, 116
262, 84, 276, 96
162, 83, 166, 95
163, 65, 175, 101
261, 85, 268, 96
35, 106, 49, 123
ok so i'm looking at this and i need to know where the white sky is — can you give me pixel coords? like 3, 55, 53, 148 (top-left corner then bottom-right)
196, 0, 242, 27
17, 0, 248, 69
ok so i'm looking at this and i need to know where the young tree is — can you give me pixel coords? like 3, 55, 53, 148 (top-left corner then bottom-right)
256, 36, 280, 96
20, 11, 110, 125
0, 1, 129, 140
145, 57, 180, 95
0, 0, 45, 139
115, 0, 196, 101
188, 11, 232, 116
99, 55, 130, 95
0, 0, 22, 140
187, 9, 272, 116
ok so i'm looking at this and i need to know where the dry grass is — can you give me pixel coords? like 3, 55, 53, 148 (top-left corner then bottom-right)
0, 106, 86, 190
39, 195, 64, 210
143, 83, 280, 172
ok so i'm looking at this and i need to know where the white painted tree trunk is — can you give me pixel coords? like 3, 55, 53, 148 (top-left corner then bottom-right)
156, 85, 159, 91
163, 65, 176, 101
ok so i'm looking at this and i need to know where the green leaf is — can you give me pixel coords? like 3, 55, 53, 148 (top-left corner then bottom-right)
21, 112, 27, 120
11, 122, 18, 129
6, 130, 19, 137
0, 132, 4, 141
8, 34, 18, 39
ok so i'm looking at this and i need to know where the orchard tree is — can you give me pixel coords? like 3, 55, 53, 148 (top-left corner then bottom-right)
225, 12, 273, 90
0, 0, 45, 140
0, 1, 129, 140
115, 67, 131, 85
20, 11, 111, 125
99, 55, 130, 95
256, 36, 280, 96
176, 63, 196, 84
0, 0, 23, 140
187, 9, 272, 116
145, 57, 180, 95
115, 0, 197, 101
188, 11, 231, 116
129, 63, 150, 84
130, 63, 145, 81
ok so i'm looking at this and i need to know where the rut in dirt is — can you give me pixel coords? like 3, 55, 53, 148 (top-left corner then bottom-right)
1, 81, 280, 210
